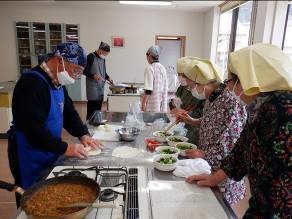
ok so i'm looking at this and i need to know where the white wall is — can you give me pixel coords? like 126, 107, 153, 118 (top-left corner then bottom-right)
0, 2, 204, 88
202, 6, 220, 62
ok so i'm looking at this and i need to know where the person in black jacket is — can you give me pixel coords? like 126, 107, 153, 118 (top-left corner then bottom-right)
83, 42, 114, 120
8, 42, 103, 206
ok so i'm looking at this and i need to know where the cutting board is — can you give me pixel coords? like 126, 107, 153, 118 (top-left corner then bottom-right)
91, 125, 123, 142
149, 180, 229, 219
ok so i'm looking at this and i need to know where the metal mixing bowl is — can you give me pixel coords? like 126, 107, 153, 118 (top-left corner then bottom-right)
116, 127, 140, 141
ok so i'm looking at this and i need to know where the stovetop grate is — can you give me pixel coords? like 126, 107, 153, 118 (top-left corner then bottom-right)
127, 168, 139, 219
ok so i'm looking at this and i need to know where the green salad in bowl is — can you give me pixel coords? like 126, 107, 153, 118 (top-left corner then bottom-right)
153, 154, 178, 171
155, 146, 179, 157
153, 131, 174, 142
166, 135, 188, 147
156, 131, 172, 137
175, 142, 197, 156
158, 156, 176, 164
161, 148, 177, 154
167, 136, 183, 142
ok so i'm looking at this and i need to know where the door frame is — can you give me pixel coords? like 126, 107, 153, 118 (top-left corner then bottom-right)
155, 35, 186, 57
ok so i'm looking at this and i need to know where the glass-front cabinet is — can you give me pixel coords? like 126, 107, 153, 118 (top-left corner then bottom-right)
32, 22, 48, 66
65, 24, 79, 43
16, 22, 32, 73
49, 23, 63, 52
15, 22, 81, 101
15, 22, 79, 74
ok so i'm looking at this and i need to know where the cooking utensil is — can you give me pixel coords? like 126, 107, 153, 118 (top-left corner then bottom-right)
0, 175, 101, 219
109, 84, 128, 94
116, 127, 140, 141
164, 104, 196, 132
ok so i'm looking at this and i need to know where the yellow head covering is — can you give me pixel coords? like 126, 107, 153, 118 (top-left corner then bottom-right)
229, 43, 292, 96
182, 57, 223, 84
177, 57, 194, 74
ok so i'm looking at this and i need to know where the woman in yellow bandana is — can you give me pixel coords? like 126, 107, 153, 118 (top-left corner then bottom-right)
187, 44, 292, 218
169, 57, 205, 145
177, 57, 248, 207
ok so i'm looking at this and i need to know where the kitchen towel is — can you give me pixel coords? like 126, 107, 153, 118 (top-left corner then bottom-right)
173, 158, 211, 178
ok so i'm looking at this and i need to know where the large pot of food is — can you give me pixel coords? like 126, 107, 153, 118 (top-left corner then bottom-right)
0, 175, 105, 219
109, 83, 128, 94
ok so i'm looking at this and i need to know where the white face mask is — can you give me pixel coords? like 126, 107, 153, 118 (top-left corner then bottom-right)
57, 57, 75, 85
100, 54, 106, 59
191, 85, 206, 100
230, 79, 246, 106
178, 76, 187, 86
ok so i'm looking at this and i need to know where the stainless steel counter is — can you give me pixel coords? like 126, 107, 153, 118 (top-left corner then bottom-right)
63, 112, 237, 219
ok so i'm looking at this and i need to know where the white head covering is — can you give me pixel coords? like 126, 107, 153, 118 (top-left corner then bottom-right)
183, 57, 223, 84
229, 43, 292, 96
147, 45, 160, 60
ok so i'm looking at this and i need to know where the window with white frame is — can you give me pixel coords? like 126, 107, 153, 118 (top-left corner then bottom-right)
215, 10, 233, 74
282, 2, 292, 59
234, 1, 254, 51
215, 1, 256, 74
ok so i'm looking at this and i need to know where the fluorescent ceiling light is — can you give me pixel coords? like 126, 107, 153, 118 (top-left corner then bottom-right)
157, 36, 179, 40
16, 26, 29, 28
119, 1, 172, 6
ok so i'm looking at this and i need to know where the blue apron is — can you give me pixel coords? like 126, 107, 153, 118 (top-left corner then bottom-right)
16, 71, 64, 189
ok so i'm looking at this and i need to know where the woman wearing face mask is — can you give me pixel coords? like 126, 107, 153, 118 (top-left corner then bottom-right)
8, 43, 104, 207
169, 57, 205, 145
83, 41, 114, 120
177, 57, 247, 208
186, 44, 292, 218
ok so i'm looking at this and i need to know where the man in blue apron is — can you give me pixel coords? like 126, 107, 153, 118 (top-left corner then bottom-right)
8, 43, 103, 206
83, 42, 113, 120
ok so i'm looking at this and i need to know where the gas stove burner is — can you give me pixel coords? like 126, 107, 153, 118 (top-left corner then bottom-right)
66, 170, 88, 177
100, 188, 118, 202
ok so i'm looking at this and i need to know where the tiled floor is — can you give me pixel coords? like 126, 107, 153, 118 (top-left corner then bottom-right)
0, 103, 250, 218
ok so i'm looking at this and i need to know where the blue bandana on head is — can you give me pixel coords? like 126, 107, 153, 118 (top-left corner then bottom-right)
41, 42, 87, 67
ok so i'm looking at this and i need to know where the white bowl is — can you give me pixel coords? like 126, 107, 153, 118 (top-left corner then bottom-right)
152, 131, 174, 142
175, 142, 197, 156
153, 154, 178, 172
155, 146, 180, 157
166, 135, 189, 147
